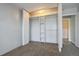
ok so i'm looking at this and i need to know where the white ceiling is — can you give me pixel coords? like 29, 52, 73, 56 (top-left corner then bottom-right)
12, 3, 79, 12
13, 3, 57, 12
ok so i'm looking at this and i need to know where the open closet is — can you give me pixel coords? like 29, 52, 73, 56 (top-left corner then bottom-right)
30, 14, 57, 43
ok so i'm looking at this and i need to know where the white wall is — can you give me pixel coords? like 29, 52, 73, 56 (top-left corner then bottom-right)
63, 8, 77, 16
0, 4, 22, 55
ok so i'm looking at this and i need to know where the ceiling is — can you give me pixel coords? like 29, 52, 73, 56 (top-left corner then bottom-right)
13, 3, 57, 12
12, 3, 79, 12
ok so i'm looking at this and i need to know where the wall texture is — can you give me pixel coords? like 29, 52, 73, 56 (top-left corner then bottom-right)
0, 4, 22, 55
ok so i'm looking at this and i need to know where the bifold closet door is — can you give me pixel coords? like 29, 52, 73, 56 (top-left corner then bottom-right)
31, 17, 40, 42
46, 15, 57, 43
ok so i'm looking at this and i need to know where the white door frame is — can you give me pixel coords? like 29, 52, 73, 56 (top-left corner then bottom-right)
58, 3, 63, 52
22, 9, 29, 46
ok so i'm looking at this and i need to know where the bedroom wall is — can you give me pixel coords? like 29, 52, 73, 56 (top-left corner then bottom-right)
0, 4, 22, 55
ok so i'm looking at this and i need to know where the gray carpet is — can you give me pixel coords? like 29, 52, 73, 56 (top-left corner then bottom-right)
3, 41, 79, 56
3, 42, 59, 56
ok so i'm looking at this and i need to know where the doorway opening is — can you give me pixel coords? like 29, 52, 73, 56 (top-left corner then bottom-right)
63, 16, 70, 45
62, 15, 75, 46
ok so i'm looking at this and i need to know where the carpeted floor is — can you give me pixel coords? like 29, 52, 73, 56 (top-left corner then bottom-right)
3, 41, 79, 56
3, 42, 59, 56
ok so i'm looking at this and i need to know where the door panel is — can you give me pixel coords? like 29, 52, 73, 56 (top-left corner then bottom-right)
46, 15, 57, 30
46, 15, 57, 43
31, 17, 40, 42
46, 30, 57, 43
30, 15, 57, 43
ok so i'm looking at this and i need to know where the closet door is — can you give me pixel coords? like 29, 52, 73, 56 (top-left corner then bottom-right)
46, 15, 57, 43
31, 17, 40, 42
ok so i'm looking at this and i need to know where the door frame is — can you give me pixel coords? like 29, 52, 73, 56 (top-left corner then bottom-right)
62, 16, 71, 42
22, 9, 29, 46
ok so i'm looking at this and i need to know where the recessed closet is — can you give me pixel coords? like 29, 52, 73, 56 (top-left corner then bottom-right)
30, 14, 57, 43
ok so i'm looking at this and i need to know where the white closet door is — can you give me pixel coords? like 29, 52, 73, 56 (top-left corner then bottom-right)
31, 17, 40, 42
46, 15, 57, 43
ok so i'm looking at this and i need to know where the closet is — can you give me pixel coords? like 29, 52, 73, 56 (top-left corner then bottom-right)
30, 14, 57, 43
